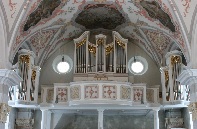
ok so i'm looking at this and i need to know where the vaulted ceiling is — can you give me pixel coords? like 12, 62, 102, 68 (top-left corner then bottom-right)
1, 0, 195, 67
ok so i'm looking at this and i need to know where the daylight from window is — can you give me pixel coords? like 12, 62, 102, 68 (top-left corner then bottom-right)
131, 61, 144, 73
57, 62, 70, 73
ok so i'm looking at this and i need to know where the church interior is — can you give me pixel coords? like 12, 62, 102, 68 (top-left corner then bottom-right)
0, 0, 197, 129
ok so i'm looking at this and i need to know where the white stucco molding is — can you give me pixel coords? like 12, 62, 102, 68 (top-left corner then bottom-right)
8, 0, 31, 63
167, 0, 191, 63
177, 69, 197, 86
0, 69, 22, 87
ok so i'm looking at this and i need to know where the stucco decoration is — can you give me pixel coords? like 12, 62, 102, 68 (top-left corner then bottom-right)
1, 0, 25, 31
57, 88, 68, 102
103, 85, 117, 99
140, 0, 175, 32
30, 29, 58, 56
146, 89, 154, 103
133, 87, 143, 102
15, 119, 34, 127
74, 3, 127, 30
188, 102, 197, 121
70, 86, 80, 100
85, 85, 99, 99
165, 118, 184, 128
143, 29, 172, 55
8, 0, 191, 68
0, 103, 11, 123
46, 88, 54, 103
121, 86, 131, 100
23, 0, 62, 31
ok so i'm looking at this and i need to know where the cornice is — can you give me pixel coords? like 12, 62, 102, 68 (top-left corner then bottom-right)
177, 69, 197, 86
0, 69, 22, 86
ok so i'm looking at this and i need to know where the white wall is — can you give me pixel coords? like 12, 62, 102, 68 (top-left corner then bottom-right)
127, 42, 161, 87
39, 40, 161, 92
39, 41, 75, 91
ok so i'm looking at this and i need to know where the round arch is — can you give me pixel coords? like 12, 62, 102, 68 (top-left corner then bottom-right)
0, 11, 10, 69
190, 12, 197, 68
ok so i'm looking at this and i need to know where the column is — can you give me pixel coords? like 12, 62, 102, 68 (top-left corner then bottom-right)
98, 109, 104, 129
41, 109, 51, 129
0, 69, 22, 128
153, 109, 160, 129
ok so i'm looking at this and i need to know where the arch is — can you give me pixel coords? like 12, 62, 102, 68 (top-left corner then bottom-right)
190, 11, 197, 68
0, 10, 10, 69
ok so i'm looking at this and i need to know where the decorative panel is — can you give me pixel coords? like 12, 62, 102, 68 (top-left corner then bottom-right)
85, 85, 99, 99
188, 102, 197, 121
133, 87, 144, 102
146, 89, 154, 103
0, 103, 11, 123
57, 88, 68, 102
121, 86, 131, 100
103, 85, 116, 99
46, 88, 54, 103
15, 119, 34, 127
70, 86, 80, 100
165, 118, 184, 128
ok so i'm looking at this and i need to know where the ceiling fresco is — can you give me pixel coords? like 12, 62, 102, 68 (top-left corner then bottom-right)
140, 1, 175, 32
23, 0, 62, 31
2, 0, 192, 67
74, 4, 127, 30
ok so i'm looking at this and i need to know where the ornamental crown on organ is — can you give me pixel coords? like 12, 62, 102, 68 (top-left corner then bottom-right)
73, 31, 128, 81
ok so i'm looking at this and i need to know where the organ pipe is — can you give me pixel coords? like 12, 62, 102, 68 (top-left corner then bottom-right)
9, 49, 40, 103
160, 50, 190, 103
74, 31, 128, 74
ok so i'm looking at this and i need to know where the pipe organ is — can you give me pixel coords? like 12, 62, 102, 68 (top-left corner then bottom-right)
74, 31, 128, 81
9, 49, 40, 105
160, 50, 190, 104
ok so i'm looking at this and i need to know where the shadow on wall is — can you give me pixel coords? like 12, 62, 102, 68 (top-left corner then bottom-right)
103, 115, 154, 129
54, 114, 98, 129
54, 114, 157, 129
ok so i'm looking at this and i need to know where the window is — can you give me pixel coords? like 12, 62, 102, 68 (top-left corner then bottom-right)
128, 56, 148, 75
52, 55, 73, 74
57, 62, 70, 73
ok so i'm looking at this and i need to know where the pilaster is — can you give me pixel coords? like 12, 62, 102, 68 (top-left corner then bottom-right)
97, 109, 104, 129
153, 108, 160, 129
41, 109, 51, 129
